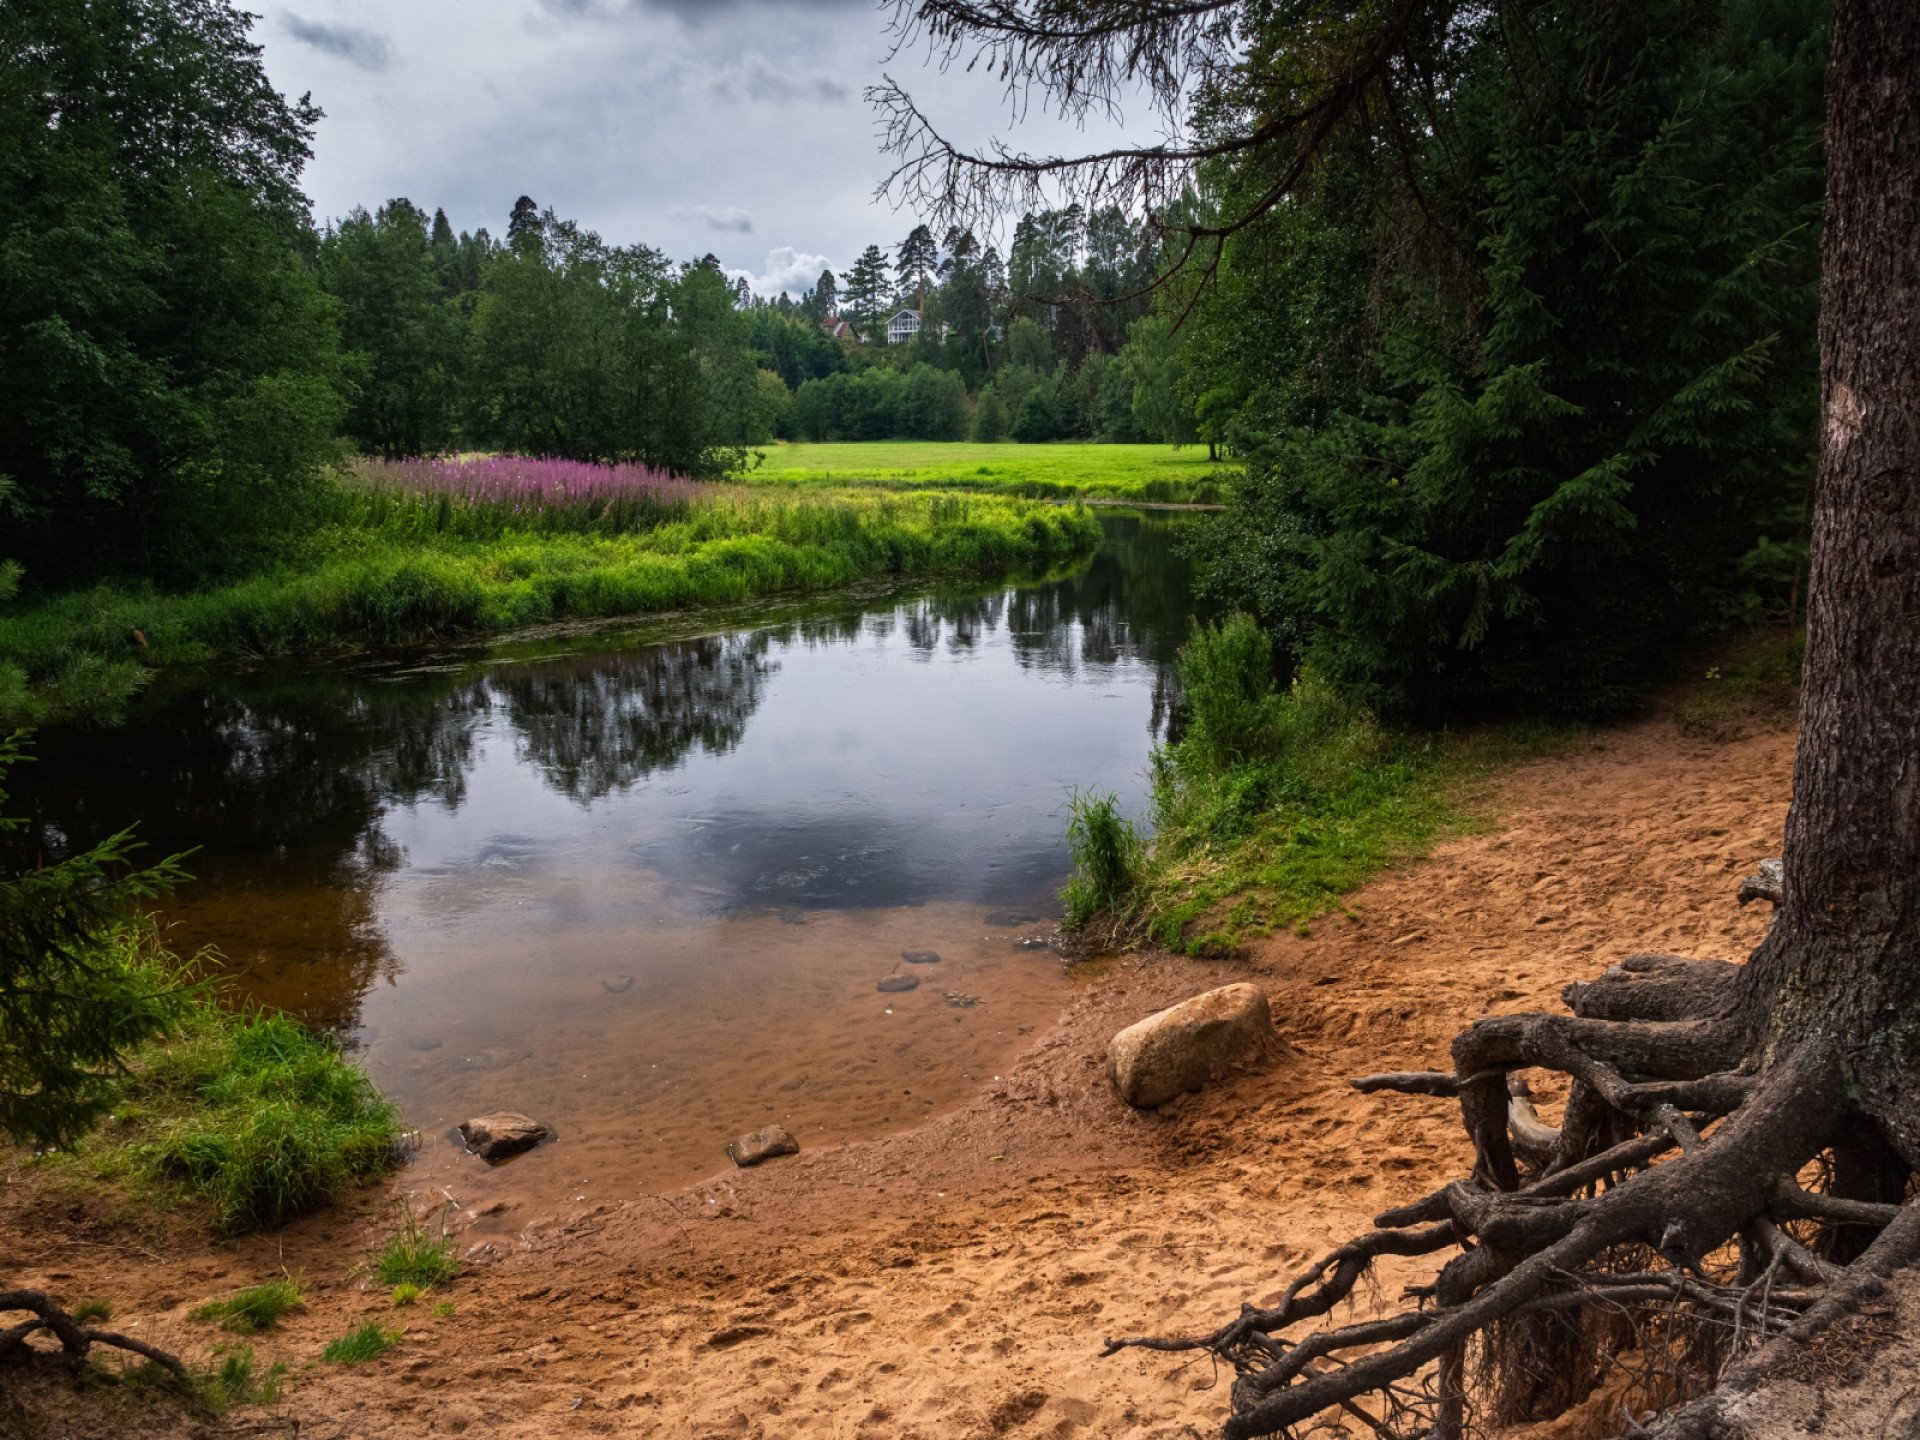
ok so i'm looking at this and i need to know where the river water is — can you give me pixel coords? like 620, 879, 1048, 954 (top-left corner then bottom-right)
15, 512, 1199, 1210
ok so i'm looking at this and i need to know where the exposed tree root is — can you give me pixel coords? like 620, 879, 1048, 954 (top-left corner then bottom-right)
1106, 865, 1919, 1439
0, 1289, 188, 1380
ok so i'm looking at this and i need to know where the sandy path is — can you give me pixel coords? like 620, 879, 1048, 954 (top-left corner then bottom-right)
2, 718, 1795, 1439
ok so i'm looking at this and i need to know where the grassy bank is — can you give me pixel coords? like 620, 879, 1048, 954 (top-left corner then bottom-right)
0, 484, 1101, 728
49, 1006, 404, 1234
748, 441, 1236, 504
1063, 616, 1565, 956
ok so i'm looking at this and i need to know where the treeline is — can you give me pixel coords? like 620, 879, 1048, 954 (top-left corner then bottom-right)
1175, 0, 1827, 718
0, 0, 1201, 593
325, 195, 1200, 452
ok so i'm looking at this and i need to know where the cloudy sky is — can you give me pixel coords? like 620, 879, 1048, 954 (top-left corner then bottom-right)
250, 0, 1145, 298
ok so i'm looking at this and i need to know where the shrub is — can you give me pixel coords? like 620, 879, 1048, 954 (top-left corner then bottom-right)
196, 1344, 287, 1414
1175, 613, 1282, 776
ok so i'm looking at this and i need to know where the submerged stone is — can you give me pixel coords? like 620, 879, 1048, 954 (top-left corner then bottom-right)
902, 950, 942, 965
877, 974, 919, 993
726, 1125, 799, 1167
459, 1112, 549, 1163
603, 973, 636, 994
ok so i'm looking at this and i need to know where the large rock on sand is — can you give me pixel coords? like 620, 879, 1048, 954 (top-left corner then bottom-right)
459, 1112, 549, 1162
1107, 983, 1278, 1109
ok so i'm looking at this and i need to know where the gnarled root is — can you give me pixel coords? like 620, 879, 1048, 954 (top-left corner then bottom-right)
1106, 919, 1916, 1439
0, 1290, 187, 1379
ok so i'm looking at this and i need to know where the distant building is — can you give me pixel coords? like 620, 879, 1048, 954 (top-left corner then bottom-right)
821, 315, 857, 341
886, 308, 921, 345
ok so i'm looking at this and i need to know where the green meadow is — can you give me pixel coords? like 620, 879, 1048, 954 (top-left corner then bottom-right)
746, 441, 1236, 504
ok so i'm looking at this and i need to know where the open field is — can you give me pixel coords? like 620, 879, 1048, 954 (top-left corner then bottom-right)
747, 441, 1237, 503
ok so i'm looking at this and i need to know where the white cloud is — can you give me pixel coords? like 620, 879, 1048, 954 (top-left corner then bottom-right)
729, 246, 837, 298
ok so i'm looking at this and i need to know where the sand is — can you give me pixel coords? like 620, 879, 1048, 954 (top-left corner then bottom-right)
3, 716, 1826, 1439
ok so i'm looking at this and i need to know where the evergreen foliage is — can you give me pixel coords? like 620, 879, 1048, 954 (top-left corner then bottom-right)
1188, 0, 1827, 717
0, 734, 189, 1148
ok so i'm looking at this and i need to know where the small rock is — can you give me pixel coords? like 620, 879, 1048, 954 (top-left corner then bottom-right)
902, 950, 942, 965
407, 1036, 443, 1052
458, 1112, 549, 1163
602, 974, 635, 994
877, 974, 919, 993
943, 991, 981, 1008
726, 1125, 799, 1168
1107, 983, 1280, 1109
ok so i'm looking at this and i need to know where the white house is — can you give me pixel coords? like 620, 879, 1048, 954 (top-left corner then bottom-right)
885, 308, 921, 345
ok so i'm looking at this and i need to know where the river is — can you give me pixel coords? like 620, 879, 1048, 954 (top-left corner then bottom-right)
13, 511, 1200, 1213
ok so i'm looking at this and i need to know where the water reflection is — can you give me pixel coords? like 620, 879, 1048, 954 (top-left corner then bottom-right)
11, 512, 1199, 1041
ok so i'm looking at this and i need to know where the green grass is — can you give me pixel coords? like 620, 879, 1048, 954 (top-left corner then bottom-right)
372, 1209, 459, 1291
195, 1345, 287, 1413
55, 1007, 404, 1234
322, 1321, 399, 1365
747, 441, 1236, 504
71, 1298, 114, 1323
1072, 615, 1568, 956
0, 487, 1101, 728
191, 1279, 306, 1335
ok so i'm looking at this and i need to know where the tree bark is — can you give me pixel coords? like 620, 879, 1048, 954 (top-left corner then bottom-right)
1747, 0, 1920, 1162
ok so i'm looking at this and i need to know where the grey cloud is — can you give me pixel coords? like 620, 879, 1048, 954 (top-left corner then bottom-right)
709, 55, 851, 105
673, 205, 755, 234
282, 14, 393, 71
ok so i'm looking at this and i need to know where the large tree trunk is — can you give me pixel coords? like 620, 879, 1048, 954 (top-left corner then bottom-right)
1113, 5, 1920, 1435
1749, 0, 1920, 1161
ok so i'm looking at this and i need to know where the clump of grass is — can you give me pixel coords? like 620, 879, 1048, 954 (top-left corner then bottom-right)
196, 1344, 287, 1413
1060, 791, 1147, 931
71, 1298, 114, 1323
323, 1321, 399, 1365
105, 1008, 403, 1234
433, 1301, 456, 1318
191, 1278, 305, 1334
390, 1283, 421, 1307
373, 1206, 460, 1290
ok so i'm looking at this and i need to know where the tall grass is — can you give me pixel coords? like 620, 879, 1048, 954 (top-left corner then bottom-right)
1060, 791, 1146, 931
0, 485, 1102, 728
343, 456, 699, 540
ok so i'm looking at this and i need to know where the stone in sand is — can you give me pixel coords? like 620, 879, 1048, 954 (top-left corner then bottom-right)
726, 1125, 799, 1168
1106, 983, 1280, 1110
903, 950, 942, 965
877, 974, 919, 993
458, 1112, 549, 1163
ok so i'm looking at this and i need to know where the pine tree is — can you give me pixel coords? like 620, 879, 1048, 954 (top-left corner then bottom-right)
844, 245, 891, 338
506, 194, 541, 256
895, 223, 937, 309
972, 382, 1009, 442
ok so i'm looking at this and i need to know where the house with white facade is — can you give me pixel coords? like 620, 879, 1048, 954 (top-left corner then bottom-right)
885, 308, 922, 345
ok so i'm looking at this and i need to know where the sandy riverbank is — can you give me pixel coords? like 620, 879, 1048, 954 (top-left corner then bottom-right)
5, 715, 1822, 1439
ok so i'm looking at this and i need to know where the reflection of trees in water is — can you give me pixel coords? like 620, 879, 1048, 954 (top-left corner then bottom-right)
6, 678, 487, 1031
887, 513, 1201, 738
495, 634, 773, 803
